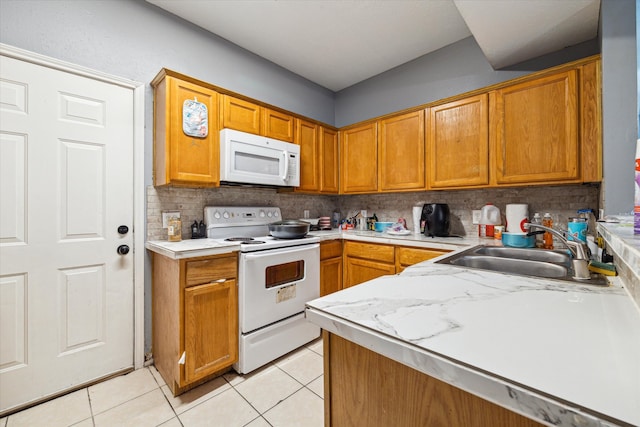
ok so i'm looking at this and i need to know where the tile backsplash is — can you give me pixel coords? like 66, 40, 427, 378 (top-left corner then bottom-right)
147, 184, 600, 240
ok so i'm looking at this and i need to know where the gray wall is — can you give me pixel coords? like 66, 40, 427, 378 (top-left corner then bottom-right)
600, 0, 637, 216
334, 36, 599, 127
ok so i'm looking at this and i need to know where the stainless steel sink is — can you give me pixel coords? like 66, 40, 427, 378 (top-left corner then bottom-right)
436, 245, 609, 286
449, 255, 568, 278
469, 246, 571, 263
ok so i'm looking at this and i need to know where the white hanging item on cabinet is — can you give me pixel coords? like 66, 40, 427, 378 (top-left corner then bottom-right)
182, 97, 208, 138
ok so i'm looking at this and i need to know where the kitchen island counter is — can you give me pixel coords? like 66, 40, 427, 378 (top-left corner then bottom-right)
306, 256, 640, 426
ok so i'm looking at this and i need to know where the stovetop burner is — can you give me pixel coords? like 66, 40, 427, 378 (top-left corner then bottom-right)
224, 237, 266, 244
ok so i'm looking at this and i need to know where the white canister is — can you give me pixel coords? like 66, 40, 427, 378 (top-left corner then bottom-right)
505, 204, 529, 233
412, 206, 422, 234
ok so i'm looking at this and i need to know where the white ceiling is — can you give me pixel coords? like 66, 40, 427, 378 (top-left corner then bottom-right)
147, 0, 600, 92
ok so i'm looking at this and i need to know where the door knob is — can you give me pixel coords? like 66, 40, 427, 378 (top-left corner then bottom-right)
118, 225, 129, 234
117, 245, 130, 255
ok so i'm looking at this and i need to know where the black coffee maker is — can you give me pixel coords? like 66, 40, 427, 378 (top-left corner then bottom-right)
421, 203, 451, 237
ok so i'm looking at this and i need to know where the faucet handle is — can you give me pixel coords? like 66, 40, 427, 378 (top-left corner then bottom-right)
565, 239, 590, 260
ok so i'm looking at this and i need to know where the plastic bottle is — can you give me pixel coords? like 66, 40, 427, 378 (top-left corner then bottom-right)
542, 213, 553, 250
479, 203, 501, 238
531, 213, 543, 248
191, 220, 199, 238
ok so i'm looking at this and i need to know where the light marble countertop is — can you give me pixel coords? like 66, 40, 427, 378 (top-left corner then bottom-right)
145, 228, 492, 258
145, 238, 240, 259
306, 247, 640, 426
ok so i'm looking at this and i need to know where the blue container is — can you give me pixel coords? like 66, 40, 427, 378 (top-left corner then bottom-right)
501, 232, 535, 248
567, 218, 587, 242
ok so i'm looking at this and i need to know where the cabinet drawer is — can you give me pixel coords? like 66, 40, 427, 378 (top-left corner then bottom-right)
321, 240, 342, 260
185, 256, 237, 287
344, 241, 394, 263
396, 247, 449, 266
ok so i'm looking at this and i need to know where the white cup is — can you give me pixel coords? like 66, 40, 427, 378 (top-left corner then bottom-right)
505, 204, 529, 233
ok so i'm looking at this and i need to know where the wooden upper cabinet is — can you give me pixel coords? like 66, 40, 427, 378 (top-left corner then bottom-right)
379, 110, 426, 192
340, 122, 378, 194
295, 118, 319, 192
319, 127, 339, 193
427, 94, 489, 189
221, 95, 261, 134
491, 70, 579, 185
262, 108, 294, 142
153, 75, 219, 187
579, 59, 602, 182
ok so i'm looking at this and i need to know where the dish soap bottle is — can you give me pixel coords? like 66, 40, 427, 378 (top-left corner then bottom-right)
542, 213, 553, 249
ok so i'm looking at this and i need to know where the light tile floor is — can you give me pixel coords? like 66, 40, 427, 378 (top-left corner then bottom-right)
0, 339, 324, 427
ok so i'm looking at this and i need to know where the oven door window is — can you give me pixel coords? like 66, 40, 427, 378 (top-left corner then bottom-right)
265, 260, 304, 288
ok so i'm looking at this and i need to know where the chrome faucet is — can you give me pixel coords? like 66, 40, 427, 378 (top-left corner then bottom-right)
524, 223, 591, 280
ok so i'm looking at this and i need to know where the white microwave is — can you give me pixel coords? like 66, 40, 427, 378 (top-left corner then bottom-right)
220, 129, 300, 187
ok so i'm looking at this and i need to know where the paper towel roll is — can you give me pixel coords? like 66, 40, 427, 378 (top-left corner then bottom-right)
412, 206, 422, 234
505, 204, 529, 233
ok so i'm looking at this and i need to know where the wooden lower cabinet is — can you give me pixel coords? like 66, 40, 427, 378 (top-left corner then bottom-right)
320, 240, 343, 296
152, 252, 238, 395
343, 241, 451, 287
395, 246, 450, 273
324, 332, 543, 427
343, 241, 395, 288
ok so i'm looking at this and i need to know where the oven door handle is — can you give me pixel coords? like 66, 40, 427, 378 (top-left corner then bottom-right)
242, 243, 319, 260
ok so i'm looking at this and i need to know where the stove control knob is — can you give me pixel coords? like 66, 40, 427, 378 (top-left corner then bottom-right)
267, 211, 273, 218
274, 211, 279, 218
214, 211, 221, 219
259, 210, 265, 218
223, 211, 230, 219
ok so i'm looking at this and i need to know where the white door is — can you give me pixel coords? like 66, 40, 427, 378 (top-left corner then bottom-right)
0, 55, 134, 414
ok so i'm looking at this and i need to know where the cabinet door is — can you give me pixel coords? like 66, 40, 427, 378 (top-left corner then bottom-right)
340, 122, 378, 194
379, 111, 426, 191
428, 95, 489, 188
395, 246, 450, 273
221, 95, 261, 134
262, 108, 294, 142
580, 59, 602, 183
154, 76, 219, 187
344, 257, 396, 288
492, 70, 579, 185
320, 240, 342, 296
183, 279, 238, 384
321, 257, 343, 296
319, 127, 339, 193
295, 118, 319, 192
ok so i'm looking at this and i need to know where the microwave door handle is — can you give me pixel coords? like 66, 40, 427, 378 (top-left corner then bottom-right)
281, 150, 290, 182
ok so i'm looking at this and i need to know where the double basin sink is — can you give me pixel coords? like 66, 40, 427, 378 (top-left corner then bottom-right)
436, 245, 609, 286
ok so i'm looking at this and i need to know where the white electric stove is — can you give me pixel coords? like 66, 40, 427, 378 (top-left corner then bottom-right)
204, 206, 320, 374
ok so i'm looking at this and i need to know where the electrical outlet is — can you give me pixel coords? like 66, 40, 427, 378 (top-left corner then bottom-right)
162, 211, 180, 228
472, 210, 482, 225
